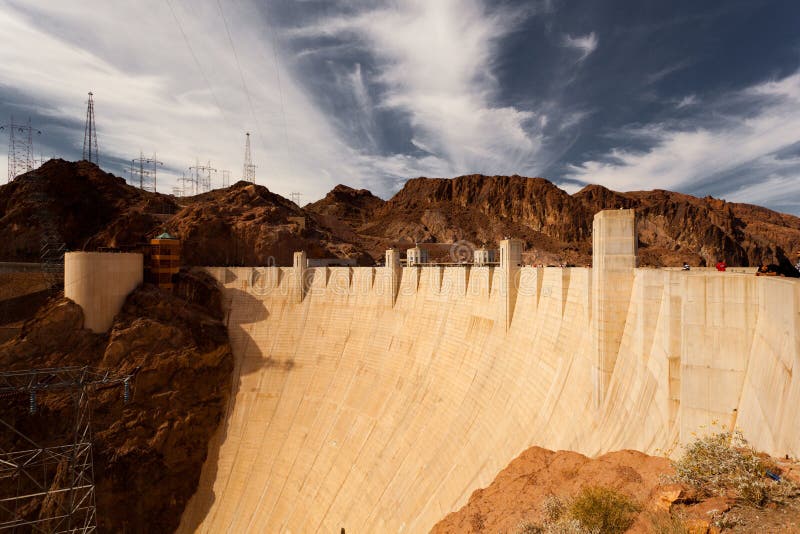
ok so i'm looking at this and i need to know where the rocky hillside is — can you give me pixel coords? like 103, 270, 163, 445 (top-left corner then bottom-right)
0, 269, 233, 533
431, 445, 800, 533
0, 159, 178, 260
0, 160, 371, 266
310, 175, 800, 268
2, 161, 800, 268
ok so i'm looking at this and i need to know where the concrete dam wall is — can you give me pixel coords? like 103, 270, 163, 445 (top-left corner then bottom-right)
178, 211, 800, 533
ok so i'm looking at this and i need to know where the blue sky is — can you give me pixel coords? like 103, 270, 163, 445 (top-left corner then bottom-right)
1, 0, 799, 214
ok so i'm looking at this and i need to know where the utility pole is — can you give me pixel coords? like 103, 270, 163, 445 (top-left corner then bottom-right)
242, 132, 256, 183
1, 117, 42, 182
82, 92, 98, 164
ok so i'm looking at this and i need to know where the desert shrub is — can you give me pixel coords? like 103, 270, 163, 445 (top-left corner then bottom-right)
670, 430, 798, 506
514, 522, 544, 534
566, 486, 639, 534
646, 511, 689, 534
544, 519, 589, 534
514, 519, 587, 534
541, 495, 566, 523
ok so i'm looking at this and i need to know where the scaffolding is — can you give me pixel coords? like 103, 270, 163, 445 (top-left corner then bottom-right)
0, 367, 133, 533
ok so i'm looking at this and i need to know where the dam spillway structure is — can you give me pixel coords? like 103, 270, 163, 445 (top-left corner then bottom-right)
164, 208, 800, 533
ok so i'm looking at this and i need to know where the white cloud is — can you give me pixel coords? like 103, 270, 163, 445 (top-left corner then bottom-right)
565, 71, 800, 210
289, 0, 548, 178
0, 0, 388, 199
0, 0, 581, 201
676, 94, 698, 108
724, 171, 800, 207
561, 32, 598, 61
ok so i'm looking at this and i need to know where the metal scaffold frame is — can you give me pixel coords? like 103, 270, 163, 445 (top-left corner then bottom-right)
0, 367, 133, 534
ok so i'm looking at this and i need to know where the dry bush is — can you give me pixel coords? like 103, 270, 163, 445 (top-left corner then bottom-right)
566, 486, 639, 534
542, 494, 566, 523
670, 430, 798, 506
646, 511, 689, 534
518, 489, 638, 534
514, 522, 544, 534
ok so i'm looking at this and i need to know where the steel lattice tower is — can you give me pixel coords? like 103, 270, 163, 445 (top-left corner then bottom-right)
242, 132, 256, 184
1, 117, 41, 183
129, 151, 163, 192
0, 367, 133, 533
189, 159, 217, 195
82, 92, 98, 164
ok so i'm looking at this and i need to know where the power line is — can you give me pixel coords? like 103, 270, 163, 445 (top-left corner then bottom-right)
216, 0, 260, 130
260, 5, 292, 161
166, 0, 228, 123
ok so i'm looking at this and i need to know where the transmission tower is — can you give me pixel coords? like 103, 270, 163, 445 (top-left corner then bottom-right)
290, 192, 302, 206
129, 151, 163, 192
0, 366, 133, 533
82, 92, 98, 164
17, 162, 67, 287
173, 172, 192, 197
221, 170, 231, 188
1, 117, 42, 183
242, 132, 256, 183
189, 159, 217, 194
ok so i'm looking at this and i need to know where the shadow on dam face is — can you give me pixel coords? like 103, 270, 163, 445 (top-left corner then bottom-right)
180, 280, 290, 533
178, 241, 800, 532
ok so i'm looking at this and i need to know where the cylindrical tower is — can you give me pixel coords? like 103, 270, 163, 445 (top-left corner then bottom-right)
64, 252, 143, 333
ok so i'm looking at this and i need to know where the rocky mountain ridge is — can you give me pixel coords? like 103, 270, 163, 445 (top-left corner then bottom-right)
2, 160, 799, 269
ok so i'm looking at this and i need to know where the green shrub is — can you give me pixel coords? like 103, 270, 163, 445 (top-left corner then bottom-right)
566, 486, 640, 534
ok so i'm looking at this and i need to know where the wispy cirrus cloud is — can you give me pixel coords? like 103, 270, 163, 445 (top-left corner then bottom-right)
675, 94, 699, 108
561, 32, 598, 61
0, 0, 582, 200
287, 0, 551, 180
565, 71, 800, 212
